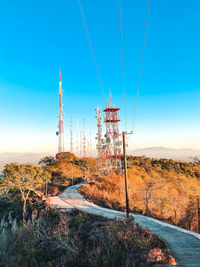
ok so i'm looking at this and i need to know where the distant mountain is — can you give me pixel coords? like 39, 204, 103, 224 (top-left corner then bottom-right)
131, 147, 200, 161
1, 148, 200, 173
0, 152, 53, 172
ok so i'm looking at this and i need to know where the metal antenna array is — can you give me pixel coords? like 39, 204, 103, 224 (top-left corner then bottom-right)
89, 131, 92, 157
80, 130, 82, 157
82, 117, 86, 158
76, 119, 79, 156
56, 70, 64, 153
70, 115, 73, 153
95, 107, 102, 159
103, 97, 122, 170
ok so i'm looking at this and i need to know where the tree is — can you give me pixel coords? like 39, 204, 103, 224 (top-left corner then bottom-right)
143, 175, 164, 216
191, 157, 200, 165
56, 152, 77, 162
0, 163, 51, 222
39, 156, 56, 167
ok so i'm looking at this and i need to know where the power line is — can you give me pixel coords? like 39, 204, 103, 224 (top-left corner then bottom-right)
78, 0, 107, 105
119, 0, 127, 131
126, 135, 139, 149
132, 0, 150, 131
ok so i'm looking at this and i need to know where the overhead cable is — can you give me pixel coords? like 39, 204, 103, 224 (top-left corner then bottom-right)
119, 0, 127, 131
132, 0, 150, 131
78, 0, 107, 105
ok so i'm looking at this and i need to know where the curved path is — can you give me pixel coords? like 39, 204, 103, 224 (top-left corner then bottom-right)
51, 182, 200, 267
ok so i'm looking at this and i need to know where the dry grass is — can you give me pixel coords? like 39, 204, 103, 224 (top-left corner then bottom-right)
0, 209, 172, 267
79, 162, 200, 232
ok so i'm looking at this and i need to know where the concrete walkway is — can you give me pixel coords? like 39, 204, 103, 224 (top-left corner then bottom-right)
53, 183, 200, 267
48, 196, 73, 210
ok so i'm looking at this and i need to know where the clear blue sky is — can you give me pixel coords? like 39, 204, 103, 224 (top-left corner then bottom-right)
0, 0, 200, 153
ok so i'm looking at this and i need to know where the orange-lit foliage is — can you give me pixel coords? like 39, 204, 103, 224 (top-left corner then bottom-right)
80, 156, 200, 232
42, 153, 99, 187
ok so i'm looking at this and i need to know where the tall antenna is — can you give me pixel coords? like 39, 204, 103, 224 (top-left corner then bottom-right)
89, 131, 92, 157
82, 117, 86, 158
76, 119, 79, 156
96, 107, 102, 159
57, 70, 64, 153
80, 130, 82, 157
70, 115, 73, 153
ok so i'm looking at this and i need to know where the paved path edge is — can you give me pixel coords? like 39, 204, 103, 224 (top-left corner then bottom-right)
61, 183, 200, 241
134, 214, 200, 241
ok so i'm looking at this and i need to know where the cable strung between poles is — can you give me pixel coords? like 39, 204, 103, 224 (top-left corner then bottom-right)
78, 0, 107, 105
119, 0, 127, 131
132, 0, 150, 131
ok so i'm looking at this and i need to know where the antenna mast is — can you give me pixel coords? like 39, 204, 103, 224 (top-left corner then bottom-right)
89, 131, 92, 157
57, 70, 64, 153
70, 115, 73, 153
76, 119, 79, 156
80, 130, 82, 157
96, 107, 102, 159
82, 117, 86, 158
103, 97, 122, 170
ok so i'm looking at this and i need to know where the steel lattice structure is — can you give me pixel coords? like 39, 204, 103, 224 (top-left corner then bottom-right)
103, 100, 122, 169
95, 107, 102, 159
56, 70, 64, 153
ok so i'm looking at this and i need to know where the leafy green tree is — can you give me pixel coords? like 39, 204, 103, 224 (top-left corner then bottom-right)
0, 163, 51, 222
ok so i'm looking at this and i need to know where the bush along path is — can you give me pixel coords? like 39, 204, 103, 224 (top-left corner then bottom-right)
50, 182, 200, 267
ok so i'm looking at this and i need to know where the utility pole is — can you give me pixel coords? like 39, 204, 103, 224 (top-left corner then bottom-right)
45, 181, 48, 198
117, 131, 133, 218
72, 167, 74, 186
197, 195, 200, 233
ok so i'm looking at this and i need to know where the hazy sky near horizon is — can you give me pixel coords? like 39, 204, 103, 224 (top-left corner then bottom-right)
0, 0, 200, 154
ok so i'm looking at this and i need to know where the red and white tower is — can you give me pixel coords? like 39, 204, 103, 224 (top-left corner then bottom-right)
57, 70, 64, 153
103, 98, 122, 169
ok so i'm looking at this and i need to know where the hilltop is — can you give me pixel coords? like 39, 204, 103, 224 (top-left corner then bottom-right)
0, 153, 177, 266
80, 155, 200, 233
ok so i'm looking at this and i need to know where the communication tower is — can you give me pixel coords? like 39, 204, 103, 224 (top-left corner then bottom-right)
89, 131, 92, 157
103, 98, 122, 169
82, 117, 86, 158
70, 115, 73, 153
56, 70, 64, 153
80, 130, 82, 157
76, 119, 79, 156
95, 107, 103, 159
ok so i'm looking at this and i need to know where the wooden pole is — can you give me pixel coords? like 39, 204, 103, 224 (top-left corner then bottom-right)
45, 181, 48, 198
116, 131, 133, 219
122, 132, 129, 218
197, 196, 200, 233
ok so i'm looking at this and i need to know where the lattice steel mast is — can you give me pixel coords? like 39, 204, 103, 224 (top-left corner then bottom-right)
57, 70, 64, 153
96, 107, 102, 159
82, 117, 86, 158
70, 115, 73, 153
76, 119, 79, 156
103, 97, 122, 169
